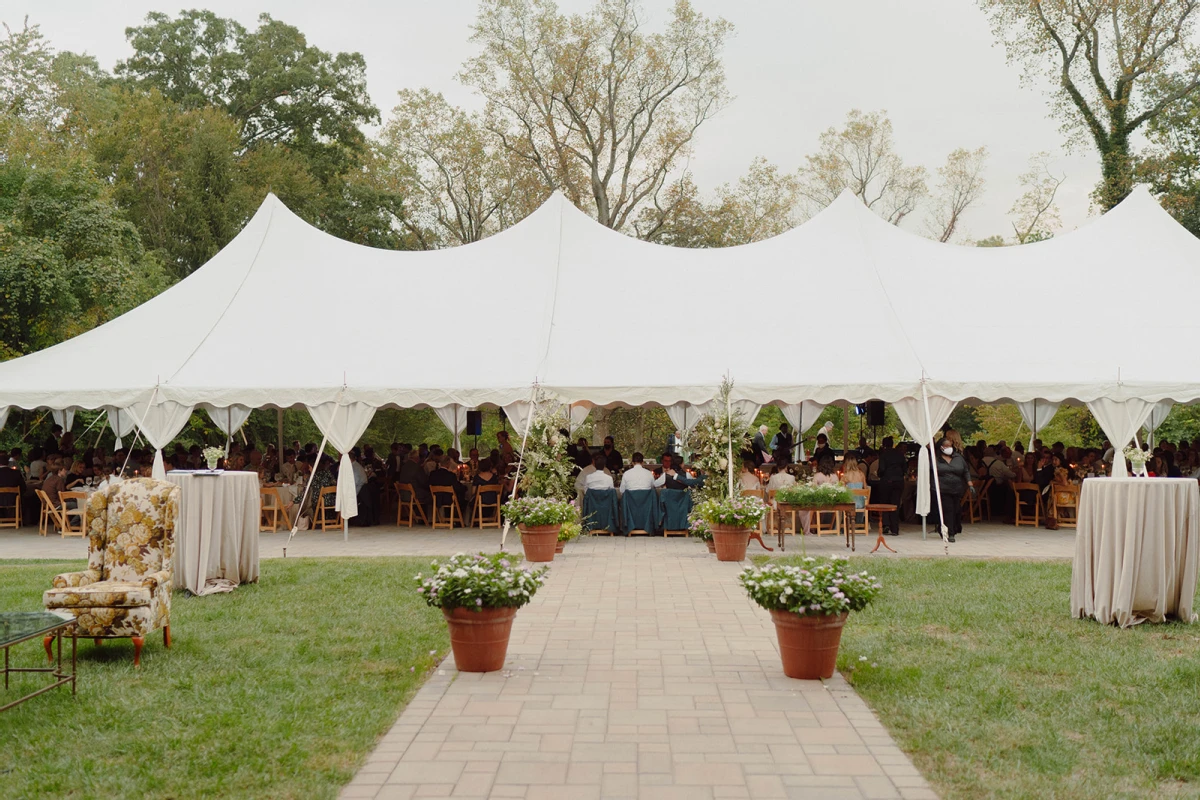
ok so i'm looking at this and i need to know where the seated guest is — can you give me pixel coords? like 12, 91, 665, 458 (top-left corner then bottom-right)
739, 460, 762, 491
471, 458, 500, 510
618, 452, 660, 494
280, 449, 300, 483
0, 461, 28, 518
660, 453, 701, 490
429, 455, 467, 520
812, 457, 839, 486
766, 464, 796, 493
64, 461, 88, 490
58, 432, 76, 457
41, 460, 67, 507
305, 456, 338, 519
582, 454, 615, 492
466, 448, 481, 479
398, 451, 432, 512
27, 447, 48, 482
841, 456, 866, 488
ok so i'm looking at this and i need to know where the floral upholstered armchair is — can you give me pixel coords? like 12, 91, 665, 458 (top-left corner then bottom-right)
43, 478, 180, 666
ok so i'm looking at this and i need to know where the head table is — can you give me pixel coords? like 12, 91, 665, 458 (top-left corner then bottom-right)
1070, 477, 1199, 627
165, 471, 260, 596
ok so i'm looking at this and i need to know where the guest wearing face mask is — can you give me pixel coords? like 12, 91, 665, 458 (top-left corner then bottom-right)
932, 437, 972, 542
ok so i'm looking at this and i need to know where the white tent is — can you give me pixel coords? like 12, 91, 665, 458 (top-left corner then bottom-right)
1, 186, 1197, 501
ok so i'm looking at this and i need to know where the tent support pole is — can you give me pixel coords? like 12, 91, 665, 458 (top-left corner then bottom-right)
277, 408, 284, 476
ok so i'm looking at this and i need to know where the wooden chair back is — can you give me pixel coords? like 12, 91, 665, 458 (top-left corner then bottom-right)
976, 478, 994, 519
0, 486, 21, 529
35, 489, 63, 536
471, 484, 502, 529
59, 491, 89, 537
1052, 483, 1080, 528
1012, 482, 1041, 527
394, 482, 429, 527
849, 488, 871, 535
962, 480, 984, 524
314, 486, 342, 530
430, 486, 462, 530
260, 487, 289, 532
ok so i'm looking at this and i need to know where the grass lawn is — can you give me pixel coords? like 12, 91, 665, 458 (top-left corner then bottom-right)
0, 557, 449, 799
770, 556, 1200, 799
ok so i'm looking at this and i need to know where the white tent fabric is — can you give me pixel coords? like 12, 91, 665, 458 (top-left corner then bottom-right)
107, 408, 138, 450
127, 398, 195, 480
433, 404, 474, 451
1142, 400, 1175, 442
0, 186, 1198, 422
307, 401, 375, 519
202, 403, 252, 455
1088, 398, 1157, 478
779, 401, 826, 461
567, 404, 591, 436
665, 401, 712, 453
502, 402, 535, 441
51, 409, 75, 432
0, 406, 8, 434
893, 396, 957, 519
1016, 400, 1061, 449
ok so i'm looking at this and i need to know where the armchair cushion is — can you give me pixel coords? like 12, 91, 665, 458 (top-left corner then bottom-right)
44, 580, 153, 609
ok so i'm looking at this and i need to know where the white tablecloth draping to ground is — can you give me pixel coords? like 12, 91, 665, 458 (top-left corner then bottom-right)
166, 471, 260, 595
1071, 477, 1199, 627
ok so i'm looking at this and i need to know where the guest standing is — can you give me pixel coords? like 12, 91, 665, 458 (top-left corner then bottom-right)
932, 438, 971, 542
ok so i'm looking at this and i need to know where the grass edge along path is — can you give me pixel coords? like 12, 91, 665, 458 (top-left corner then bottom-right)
766, 556, 1200, 799
0, 556, 449, 800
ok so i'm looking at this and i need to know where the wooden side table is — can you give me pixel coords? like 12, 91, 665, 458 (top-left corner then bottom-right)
865, 504, 899, 553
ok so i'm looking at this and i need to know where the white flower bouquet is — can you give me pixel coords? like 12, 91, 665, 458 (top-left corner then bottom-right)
739, 558, 882, 616
1123, 444, 1150, 464
503, 495, 576, 527
416, 552, 548, 610
201, 446, 224, 468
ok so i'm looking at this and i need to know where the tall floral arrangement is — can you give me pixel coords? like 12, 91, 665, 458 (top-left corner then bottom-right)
516, 398, 575, 501
689, 378, 752, 502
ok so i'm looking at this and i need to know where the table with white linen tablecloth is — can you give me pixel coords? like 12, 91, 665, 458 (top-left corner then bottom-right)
1071, 477, 1199, 627
166, 471, 260, 595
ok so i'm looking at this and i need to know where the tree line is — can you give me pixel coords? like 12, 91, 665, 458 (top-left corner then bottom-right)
3, 0, 1200, 365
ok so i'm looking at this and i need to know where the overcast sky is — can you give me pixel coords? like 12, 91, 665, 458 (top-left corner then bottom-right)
6, 0, 1104, 240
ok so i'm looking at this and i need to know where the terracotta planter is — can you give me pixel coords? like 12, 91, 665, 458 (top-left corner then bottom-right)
555, 540, 565, 553
769, 610, 848, 679
705, 539, 716, 553
519, 524, 560, 563
711, 524, 751, 561
443, 606, 517, 672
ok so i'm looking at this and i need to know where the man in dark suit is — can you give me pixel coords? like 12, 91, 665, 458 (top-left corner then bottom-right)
43, 424, 63, 457
660, 452, 702, 490
428, 455, 467, 524
602, 436, 623, 472
874, 436, 906, 535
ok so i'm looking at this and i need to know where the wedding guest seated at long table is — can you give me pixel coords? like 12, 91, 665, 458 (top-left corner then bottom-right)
659, 453, 701, 489
583, 454, 615, 492
398, 450, 432, 515
619, 452, 661, 494
739, 460, 761, 492
429, 456, 467, 524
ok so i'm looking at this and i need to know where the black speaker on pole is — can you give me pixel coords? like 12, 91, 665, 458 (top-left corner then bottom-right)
866, 400, 885, 427
465, 410, 483, 436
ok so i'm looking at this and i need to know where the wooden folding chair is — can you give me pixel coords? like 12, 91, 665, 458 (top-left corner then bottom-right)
59, 491, 89, 537
36, 489, 64, 536
962, 480, 984, 524
260, 487, 290, 532
976, 478, 994, 520
1012, 482, 1041, 528
1051, 484, 1080, 528
470, 484, 502, 529
314, 486, 342, 531
395, 482, 429, 527
0, 486, 22, 529
848, 488, 871, 535
813, 506, 841, 536
431, 486, 463, 529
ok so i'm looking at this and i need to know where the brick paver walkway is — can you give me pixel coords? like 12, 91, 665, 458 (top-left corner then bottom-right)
338, 542, 937, 800
0, 521, 1077, 561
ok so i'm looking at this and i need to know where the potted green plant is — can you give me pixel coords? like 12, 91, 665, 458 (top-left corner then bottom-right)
695, 495, 769, 561
504, 496, 575, 562
689, 515, 715, 553
773, 482, 855, 508
556, 519, 581, 553
417, 552, 548, 672
739, 557, 882, 679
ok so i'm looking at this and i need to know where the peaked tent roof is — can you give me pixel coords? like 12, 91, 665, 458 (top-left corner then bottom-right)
0, 186, 1197, 412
